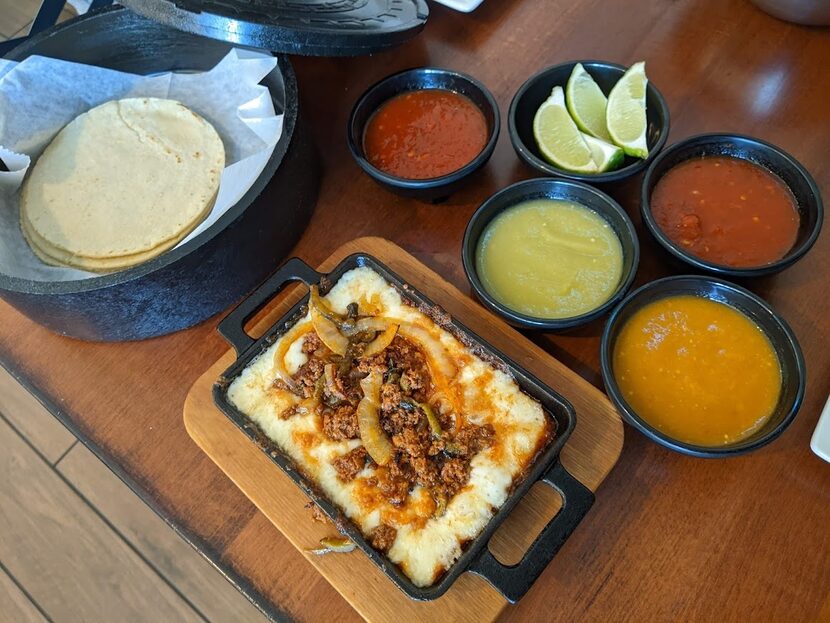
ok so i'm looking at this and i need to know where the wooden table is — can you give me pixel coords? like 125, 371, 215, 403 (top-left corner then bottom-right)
2, 0, 829, 620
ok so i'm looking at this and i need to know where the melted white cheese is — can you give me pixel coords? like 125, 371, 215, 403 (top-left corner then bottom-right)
227, 267, 548, 587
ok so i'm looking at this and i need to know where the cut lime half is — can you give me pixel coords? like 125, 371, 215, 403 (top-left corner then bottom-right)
566, 63, 612, 142
606, 61, 649, 159
533, 86, 598, 174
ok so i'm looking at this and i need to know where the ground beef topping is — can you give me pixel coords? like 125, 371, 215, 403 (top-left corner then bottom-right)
368, 524, 397, 553
302, 332, 324, 355
322, 404, 359, 441
376, 467, 411, 506
439, 458, 471, 494
279, 404, 301, 420
332, 446, 371, 481
285, 311, 495, 522
293, 358, 325, 398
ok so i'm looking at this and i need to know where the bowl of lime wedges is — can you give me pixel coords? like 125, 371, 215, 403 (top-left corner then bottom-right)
509, 60, 670, 184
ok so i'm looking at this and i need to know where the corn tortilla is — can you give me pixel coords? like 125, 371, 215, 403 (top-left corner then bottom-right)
21, 189, 218, 273
21, 97, 224, 264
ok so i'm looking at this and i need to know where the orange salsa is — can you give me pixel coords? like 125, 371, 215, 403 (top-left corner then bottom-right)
363, 89, 487, 180
651, 156, 799, 267
612, 295, 781, 446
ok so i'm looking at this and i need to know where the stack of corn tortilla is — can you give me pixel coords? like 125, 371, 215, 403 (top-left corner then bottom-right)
20, 97, 225, 273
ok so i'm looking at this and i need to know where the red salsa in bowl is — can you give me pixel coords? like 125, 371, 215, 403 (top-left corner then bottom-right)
650, 156, 800, 268
363, 89, 488, 180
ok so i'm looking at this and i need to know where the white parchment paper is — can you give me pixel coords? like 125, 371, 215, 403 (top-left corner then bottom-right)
0, 48, 282, 281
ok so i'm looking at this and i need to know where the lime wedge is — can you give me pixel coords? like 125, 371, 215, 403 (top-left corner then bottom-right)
533, 86, 598, 174
565, 63, 612, 142
583, 134, 625, 172
606, 61, 649, 159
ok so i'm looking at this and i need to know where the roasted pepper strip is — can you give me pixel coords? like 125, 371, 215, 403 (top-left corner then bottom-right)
432, 490, 448, 518
306, 536, 356, 555
420, 401, 443, 438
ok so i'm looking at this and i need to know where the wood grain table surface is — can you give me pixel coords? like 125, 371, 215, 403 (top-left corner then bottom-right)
1, 0, 829, 621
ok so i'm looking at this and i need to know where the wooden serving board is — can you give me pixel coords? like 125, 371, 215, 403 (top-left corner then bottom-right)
183, 237, 624, 622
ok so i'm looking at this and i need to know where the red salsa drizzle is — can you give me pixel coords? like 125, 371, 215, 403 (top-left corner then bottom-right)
650, 155, 799, 267
363, 89, 488, 180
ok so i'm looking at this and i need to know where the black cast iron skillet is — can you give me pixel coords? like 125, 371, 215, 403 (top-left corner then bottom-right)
213, 253, 594, 602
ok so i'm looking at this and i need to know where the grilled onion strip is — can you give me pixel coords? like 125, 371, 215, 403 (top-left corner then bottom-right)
357, 371, 393, 465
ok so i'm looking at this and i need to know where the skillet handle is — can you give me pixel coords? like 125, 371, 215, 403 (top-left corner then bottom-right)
469, 461, 594, 603
217, 257, 321, 356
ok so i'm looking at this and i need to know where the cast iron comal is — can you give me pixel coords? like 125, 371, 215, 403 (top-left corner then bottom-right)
213, 253, 595, 602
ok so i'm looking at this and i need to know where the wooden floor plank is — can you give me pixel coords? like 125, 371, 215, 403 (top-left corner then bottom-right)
59, 6, 76, 22
0, 0, 39, 38
9, 20, 32, 40
0, 567, 47, 623
0, 1, 75, 39
0, 416, 203, 623
0, 364, 75, 464
58, 443, 268, 623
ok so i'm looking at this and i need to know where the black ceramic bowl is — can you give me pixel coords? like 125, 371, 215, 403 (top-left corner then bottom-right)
462, 178, 639, 330
0, 6, 319, 341
641, 133, 824, 277
347, 67, 500, 201
509, 60, 670, 184
600, 276, 806, 457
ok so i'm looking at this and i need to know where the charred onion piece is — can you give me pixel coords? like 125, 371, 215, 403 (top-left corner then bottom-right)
311, 305, 349, 356
357, 371, 393, 465
306, 536, 356, 555
324, 364, 348, 401
272, 325, 313, 393
362, 324, 399, 358
355, 319, 457, 380
399, 374, 411, 392
396, 324, 455, 379
273, 356, 298, 394
310, 286, 346, 323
